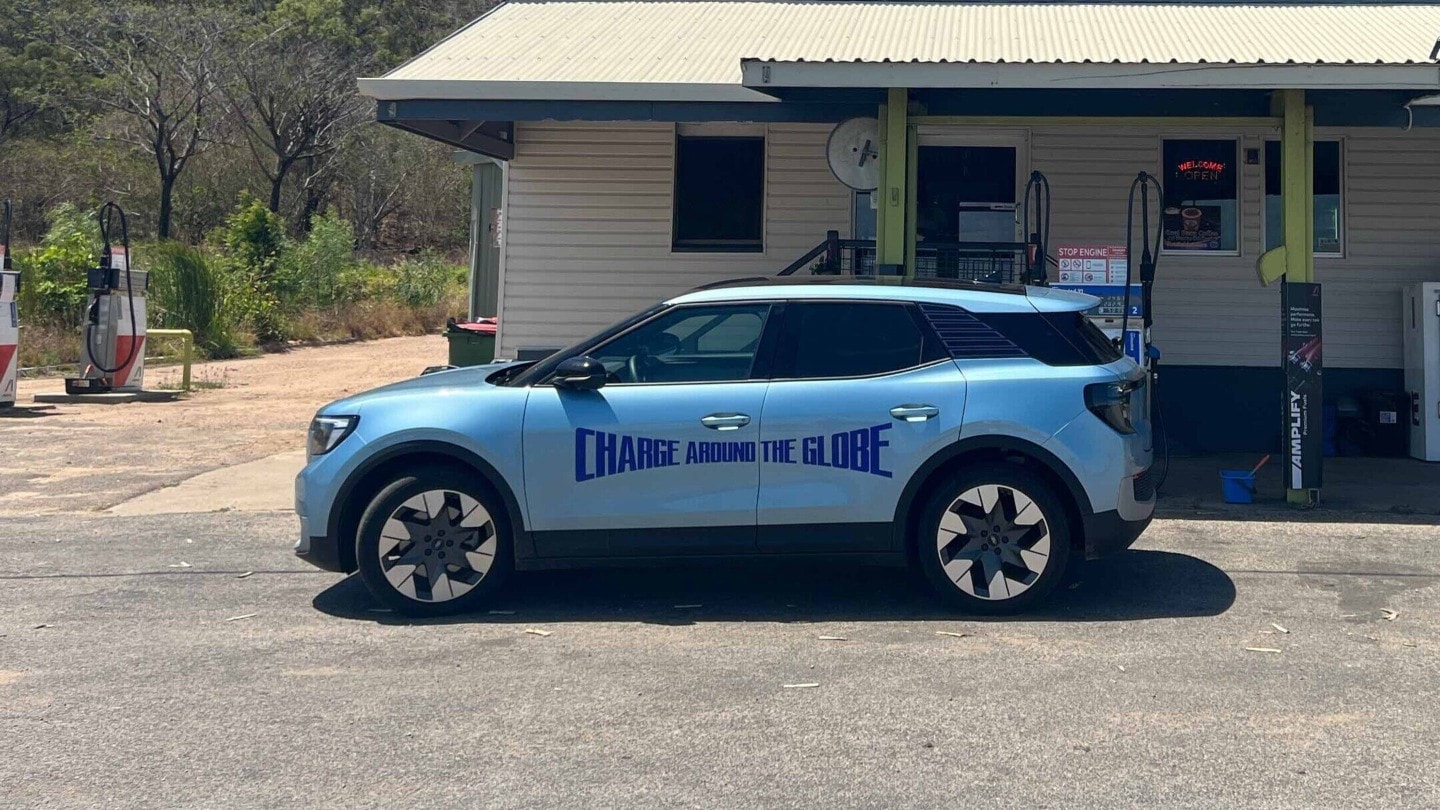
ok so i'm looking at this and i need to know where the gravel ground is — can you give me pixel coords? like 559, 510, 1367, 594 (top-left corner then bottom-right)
1, 509, 1437, 808
4, 335, 1439, 807
0, 336, 445, 516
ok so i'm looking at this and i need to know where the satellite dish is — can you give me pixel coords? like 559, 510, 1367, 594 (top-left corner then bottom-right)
826, 117, 881, 191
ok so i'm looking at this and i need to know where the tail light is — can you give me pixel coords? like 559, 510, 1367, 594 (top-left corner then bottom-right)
1085, 378, 1141, 435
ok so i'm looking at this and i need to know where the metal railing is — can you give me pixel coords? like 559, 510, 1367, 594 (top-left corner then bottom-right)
145, 328, 194, 392
778, 230, 1039, 285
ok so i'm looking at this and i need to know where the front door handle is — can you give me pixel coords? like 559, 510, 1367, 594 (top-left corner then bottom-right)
701, 413, 751, 431
890, 404, 940, 422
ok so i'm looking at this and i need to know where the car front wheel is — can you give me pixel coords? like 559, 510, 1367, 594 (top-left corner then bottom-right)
917, 463, 1072, 614
355, 465, 512, 616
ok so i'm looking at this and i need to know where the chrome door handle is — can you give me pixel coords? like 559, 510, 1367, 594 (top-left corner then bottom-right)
890, 404, 940, 422
701, 413, 751, 431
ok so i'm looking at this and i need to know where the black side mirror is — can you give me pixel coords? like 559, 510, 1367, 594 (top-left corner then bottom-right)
553, 356, 607, 391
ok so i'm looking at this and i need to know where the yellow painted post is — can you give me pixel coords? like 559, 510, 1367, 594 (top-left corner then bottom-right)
876, 88, 909, 274
146, 328, 194, 392
1279, 89, 1318, 507
904, 122, 918, 277
1280, 89, 1313, 285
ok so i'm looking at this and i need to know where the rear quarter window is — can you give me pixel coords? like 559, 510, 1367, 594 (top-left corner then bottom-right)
919, 304, 1121, 366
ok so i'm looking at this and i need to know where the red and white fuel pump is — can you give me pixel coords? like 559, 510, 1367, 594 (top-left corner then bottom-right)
0, 199, 18, 407
65, 203, 148, 394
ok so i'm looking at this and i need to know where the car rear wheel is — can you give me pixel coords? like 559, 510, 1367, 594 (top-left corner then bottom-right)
917, 462, 1072, 614
355, 465, 512, 616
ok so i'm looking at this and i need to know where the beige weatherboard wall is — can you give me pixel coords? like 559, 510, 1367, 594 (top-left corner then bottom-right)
496, 120, 1440, 373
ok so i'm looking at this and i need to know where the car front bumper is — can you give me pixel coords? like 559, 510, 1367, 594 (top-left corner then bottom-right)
295, 469, 350, 573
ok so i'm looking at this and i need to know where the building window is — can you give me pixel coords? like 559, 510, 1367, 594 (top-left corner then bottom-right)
1161, 139, 1240, 253
1264, 140, 1343, 256
672, 135, 764, 253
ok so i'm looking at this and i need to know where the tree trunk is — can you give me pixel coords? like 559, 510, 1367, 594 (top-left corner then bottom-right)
268, 172, 284, 213
158, 172, 177, 239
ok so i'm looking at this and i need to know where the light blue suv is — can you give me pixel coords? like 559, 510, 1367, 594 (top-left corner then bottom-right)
295, 278, 1154, 616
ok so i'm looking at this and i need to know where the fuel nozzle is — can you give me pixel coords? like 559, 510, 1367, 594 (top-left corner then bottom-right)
1, 199, 11, 272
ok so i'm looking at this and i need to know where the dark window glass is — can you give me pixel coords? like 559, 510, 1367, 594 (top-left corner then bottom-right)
1162, 139, 1239, 253
957, 311, 1122, 367
781, 302, 926, 379
916, 146, 1017, 244
1264, 140, 1343, 255
590, 304, 770, 384
918, 303, 1120, 367
672, 136, 764, 252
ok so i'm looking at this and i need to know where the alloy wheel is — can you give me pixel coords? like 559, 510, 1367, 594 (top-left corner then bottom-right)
934, 483, 1052, 601
377, 490, 498, 603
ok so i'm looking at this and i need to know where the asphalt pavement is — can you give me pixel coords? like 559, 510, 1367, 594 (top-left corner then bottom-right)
2, 508, 1438, 808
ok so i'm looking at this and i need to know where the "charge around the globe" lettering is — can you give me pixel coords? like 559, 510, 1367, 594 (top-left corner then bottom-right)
573, 424, 891, 482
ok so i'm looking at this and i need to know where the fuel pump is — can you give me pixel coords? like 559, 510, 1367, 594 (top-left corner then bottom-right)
1022, 170, 1052, 284
65, 203, 148, 395
1049, 172, 1168, 489
1121, 171, 1163, 369
0, 199, 18, 407
1123, 171, 1168, 488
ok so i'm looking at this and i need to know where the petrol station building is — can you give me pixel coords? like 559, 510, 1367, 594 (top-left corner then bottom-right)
360, 1, 1440, 491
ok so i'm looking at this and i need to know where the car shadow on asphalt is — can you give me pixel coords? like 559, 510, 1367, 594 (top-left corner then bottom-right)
311, 549, 1235, 626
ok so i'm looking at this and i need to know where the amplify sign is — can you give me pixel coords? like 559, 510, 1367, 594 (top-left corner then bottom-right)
575, 424, 893, 483
1283, 283, 1323, 491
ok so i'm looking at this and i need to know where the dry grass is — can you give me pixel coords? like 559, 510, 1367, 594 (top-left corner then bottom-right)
283, 293, 464, 345
16, 322, 82, 370
16, 292, 462, 376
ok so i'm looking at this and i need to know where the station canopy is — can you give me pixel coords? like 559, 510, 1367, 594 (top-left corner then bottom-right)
361, 1, 1440, 101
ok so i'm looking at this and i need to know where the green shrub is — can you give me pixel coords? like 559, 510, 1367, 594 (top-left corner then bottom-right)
214, 197, 290, 342
215, 197, 287, 279
283, 210, 355, 309
146, 241, 239, 359
15, 203, 100, 325
390, 252, 465, 309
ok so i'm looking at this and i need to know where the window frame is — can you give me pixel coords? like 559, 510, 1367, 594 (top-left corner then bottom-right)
1157, 136, 1244, 258
670, 130, 767, 255
1262, 137, 1347, 259
768, 299, 949, 382
548, 301, 783, 388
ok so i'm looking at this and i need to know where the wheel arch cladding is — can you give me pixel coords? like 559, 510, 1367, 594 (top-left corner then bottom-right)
892, 437, 1092, 559
329, 441, 526, 573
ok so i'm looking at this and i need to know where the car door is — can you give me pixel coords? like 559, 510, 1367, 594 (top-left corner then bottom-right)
757, 300, 967, 552
523, 302, 775, 557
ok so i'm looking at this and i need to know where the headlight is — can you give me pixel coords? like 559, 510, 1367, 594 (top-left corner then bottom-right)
307, 415, 358, 458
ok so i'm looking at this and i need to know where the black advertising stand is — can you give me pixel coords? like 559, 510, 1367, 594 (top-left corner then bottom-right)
1283, 282, 1323, 499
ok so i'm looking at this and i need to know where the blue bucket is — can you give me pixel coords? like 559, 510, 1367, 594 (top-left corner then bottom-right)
1219, 469, 1256, 504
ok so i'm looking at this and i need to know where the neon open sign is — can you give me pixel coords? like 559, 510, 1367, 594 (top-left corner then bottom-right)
1175, 159, 1227, 180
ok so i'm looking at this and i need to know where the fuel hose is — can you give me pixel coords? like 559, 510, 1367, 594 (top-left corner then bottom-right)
85, 203, 140, 376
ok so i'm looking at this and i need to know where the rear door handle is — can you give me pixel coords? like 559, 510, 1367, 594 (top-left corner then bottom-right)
701, 413, 751, 431
890, 404, 940, 422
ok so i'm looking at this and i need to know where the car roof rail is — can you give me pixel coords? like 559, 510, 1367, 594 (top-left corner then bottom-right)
683, 276, 1029, 296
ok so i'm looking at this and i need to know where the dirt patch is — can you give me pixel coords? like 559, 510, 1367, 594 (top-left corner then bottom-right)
0, 335, 446, 516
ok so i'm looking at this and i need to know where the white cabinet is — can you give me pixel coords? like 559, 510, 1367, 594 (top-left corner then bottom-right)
1403, 282, 1440, 461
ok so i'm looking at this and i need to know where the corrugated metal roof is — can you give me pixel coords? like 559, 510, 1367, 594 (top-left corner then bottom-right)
376, 1, 1440, 91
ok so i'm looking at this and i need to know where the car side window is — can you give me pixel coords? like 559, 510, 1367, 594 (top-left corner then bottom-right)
588, 304, 771, 384
777, 302, 931, 379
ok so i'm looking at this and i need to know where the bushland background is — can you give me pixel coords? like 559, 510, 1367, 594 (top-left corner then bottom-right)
1, 0, 499, 367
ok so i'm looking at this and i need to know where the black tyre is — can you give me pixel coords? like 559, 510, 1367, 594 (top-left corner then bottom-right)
355, 464, 512, 617
916, 462, 1072, 615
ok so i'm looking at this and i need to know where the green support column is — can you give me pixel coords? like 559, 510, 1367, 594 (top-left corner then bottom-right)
1280, 89, 1319, 507
904, 121, 918, 276
876, 87, 909, 274
1280, 90, 1313, 286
